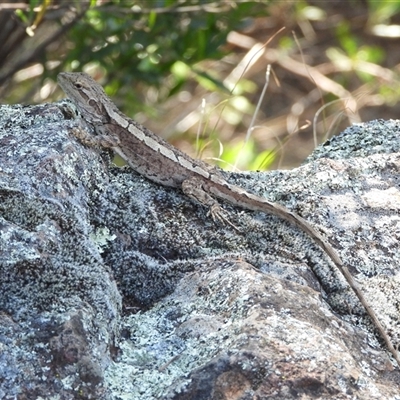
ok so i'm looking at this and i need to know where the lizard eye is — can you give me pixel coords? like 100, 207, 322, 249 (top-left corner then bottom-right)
75, 82, 83, 89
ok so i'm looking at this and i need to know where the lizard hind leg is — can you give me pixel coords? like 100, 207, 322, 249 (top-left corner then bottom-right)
181, 176, 240, 231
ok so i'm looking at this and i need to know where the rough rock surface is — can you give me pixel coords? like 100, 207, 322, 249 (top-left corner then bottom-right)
0, 101, 399, 399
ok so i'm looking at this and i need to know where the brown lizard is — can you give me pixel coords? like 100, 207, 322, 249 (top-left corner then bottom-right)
57, 71, 399, 366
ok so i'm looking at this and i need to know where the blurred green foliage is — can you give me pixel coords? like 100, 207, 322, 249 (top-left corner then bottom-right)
3, 0, 400, 171
63, 1, 268, 113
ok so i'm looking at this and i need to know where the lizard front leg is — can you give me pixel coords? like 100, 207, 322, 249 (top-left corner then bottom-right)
71, 125, 121, 149
181, 176, 240, 231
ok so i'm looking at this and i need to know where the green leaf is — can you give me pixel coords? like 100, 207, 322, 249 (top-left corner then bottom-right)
250, 149, 276, 171
220, 140, 255, 171
15, 9, 28, 24
192, 68, 229, 94
148, 11, 157, 30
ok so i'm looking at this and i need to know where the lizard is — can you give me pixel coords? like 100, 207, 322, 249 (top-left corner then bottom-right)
57, 71, 400, 367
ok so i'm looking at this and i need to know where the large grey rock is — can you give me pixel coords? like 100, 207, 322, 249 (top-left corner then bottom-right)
0, 101, 399, 399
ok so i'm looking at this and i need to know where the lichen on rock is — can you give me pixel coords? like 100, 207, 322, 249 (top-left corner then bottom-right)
1, 102, 399, 399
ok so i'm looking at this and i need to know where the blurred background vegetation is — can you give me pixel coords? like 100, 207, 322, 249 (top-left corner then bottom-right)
1, 0, 400, 171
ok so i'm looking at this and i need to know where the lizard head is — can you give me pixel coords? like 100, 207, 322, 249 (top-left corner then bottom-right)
58, 72, 111, 124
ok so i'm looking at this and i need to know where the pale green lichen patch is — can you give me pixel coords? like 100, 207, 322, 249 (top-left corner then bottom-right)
90, 226, 117, 253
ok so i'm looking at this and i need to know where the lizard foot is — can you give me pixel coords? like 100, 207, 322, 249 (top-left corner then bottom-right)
209, 204, 241, 232
182, 177, 240, 232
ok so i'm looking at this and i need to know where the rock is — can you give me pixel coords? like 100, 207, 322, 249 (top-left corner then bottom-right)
0, 102, 399, 399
